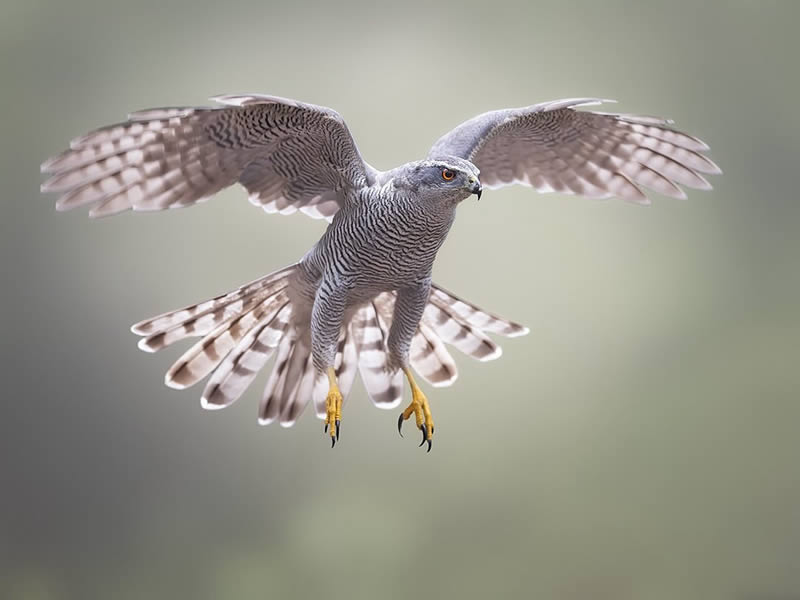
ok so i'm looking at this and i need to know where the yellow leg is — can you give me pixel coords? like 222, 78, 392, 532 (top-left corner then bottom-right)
397, 367, 435, 452
324, 367, 343, 447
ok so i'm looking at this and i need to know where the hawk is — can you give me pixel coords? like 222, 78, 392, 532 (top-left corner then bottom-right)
40, 94, 720, 450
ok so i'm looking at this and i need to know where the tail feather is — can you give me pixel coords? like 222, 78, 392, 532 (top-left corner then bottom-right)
429, 284, 529, 337
282, 352, 317, 426
140, 291, 270, 353
201, 303, 291, 409
421, 299, 502, 362
369, 288, 460, 388
269, 324, 362, 427
258, 329, 296, 424
132, 268, 529, 427
132, 265, 295, 337
354, 300, 404, 409
410, 321, 458, 387
275, 337, 312, 427
164, 290, 289, 389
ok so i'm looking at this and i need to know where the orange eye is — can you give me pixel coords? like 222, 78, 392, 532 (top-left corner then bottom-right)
442, 169, 456, 181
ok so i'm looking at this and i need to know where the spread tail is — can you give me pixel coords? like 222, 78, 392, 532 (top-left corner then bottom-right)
132, 269, 528, 426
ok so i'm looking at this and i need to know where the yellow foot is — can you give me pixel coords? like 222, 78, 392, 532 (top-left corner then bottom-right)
323, 367, 343, 448
397, 367, 435, 452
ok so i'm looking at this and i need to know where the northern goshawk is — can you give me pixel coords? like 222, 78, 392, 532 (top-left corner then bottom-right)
40, 94, 720, 450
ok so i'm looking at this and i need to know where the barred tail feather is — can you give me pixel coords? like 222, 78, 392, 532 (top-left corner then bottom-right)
262, 325, 361, 426
164, 289, 290, 389
368, 291, 459, 388
413, 284, 528, 387
131, 267, 528, 427
258, 330, 296, 424
201, 303, 292, 410
273, 335, 312, 427
429, 284, 529, 338
132, 265, 295, 340
281, 351, 316, 426
354, 300, 404, 409
366, 286, 528, 390
411, 321, 458, 387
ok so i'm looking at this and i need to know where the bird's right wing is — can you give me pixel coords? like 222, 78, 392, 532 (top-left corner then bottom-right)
41, 94, 378, 220
429, 98, 720, 204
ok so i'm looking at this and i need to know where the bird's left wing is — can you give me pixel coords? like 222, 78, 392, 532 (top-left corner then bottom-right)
428, 98, 720, 204
41, 94, 377, 220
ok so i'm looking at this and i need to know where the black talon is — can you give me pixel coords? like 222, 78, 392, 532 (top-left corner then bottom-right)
426, 438, 432, 453
324, 423, 328, 433
331, 435, 336, 448
335, 420, 340, 441
397, 414, 405, 437
419, 424, 428, 447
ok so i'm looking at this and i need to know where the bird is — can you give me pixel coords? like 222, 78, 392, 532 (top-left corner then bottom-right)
40, 94, 720, 450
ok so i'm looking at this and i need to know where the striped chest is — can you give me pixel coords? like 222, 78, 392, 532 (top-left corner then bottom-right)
315, 189, 455, 288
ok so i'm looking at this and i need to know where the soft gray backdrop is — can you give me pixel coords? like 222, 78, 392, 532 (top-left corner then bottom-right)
2, 1, 799, 598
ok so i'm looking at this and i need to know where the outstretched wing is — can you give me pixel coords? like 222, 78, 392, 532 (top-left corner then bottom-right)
429, 98, 721, 204
41, 94, 377, 219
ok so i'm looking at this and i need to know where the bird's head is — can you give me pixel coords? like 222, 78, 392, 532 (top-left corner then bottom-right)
394, 157, 482, 209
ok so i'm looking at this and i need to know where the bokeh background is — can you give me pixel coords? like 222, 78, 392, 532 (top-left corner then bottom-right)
2, 1, 799, 598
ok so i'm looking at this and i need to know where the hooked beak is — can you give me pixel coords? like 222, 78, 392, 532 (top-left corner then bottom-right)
469, 178, 483, 200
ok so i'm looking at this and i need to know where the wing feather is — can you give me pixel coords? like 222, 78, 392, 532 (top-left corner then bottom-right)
42, 95, 376, 219
429, 99, 720, 203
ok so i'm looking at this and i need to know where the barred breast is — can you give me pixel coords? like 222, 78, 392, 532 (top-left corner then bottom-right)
303, 186, 456, 300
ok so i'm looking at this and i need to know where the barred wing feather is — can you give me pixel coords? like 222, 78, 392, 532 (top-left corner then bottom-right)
429, 98, 720, 204
41, 94, 375, 219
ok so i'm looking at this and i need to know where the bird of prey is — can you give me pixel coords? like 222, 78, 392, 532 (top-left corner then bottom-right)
40, 94, 720, 450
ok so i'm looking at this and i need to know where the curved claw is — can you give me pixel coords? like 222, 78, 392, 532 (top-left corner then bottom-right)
331, 435, 336, 448
397, 413, 405, 438
426, 438, 432, 453
419, 424, 428, 447
335, 420, 340, 441
324, 423, 328, 434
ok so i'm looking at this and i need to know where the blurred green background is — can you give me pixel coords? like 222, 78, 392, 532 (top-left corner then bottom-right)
2, 0, 799, 598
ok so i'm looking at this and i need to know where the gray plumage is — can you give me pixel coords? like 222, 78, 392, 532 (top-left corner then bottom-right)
40, 94, 719, 430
